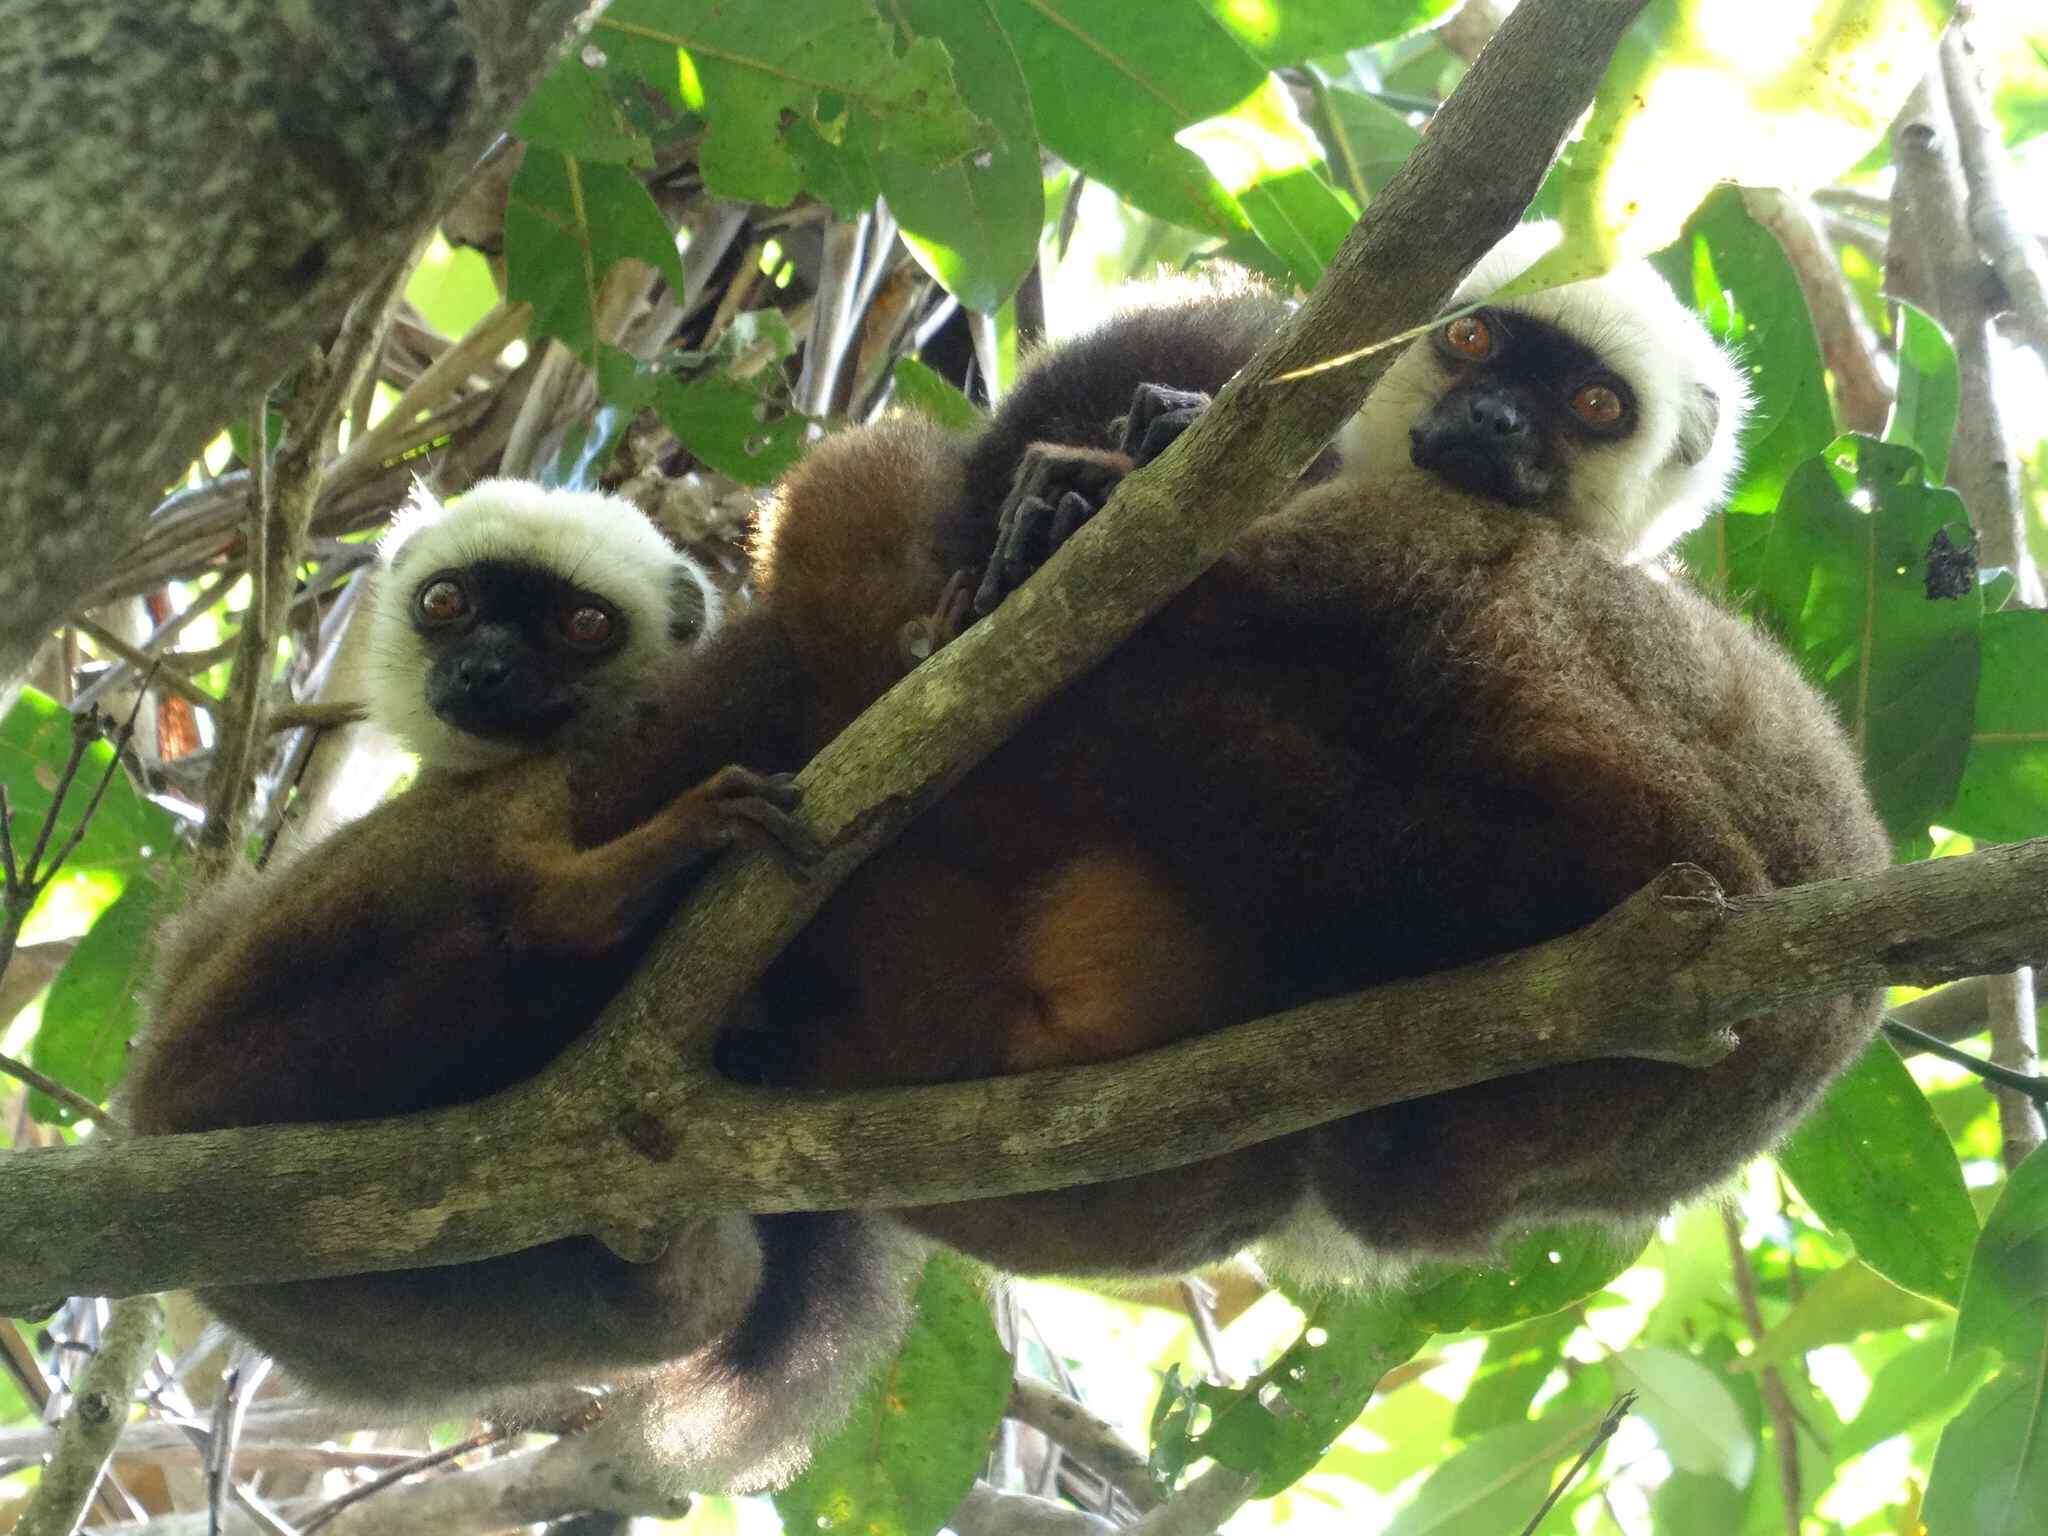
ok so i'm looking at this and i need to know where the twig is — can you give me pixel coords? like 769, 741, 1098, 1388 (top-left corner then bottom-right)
72, 615, 218, 712
1515, 1393, 1636, 1536
1129, 1462, 1257, 1536
1885, 1016, 2048, 1104
1005, 1377, 1160, 1514
1742, 188, 1892, 434
1941, 17, 2048, 372
1982, 970, 2046, 1167
10, 1295, 165, 1536
1179, 1277, 1235, 1386
327, 301, 531, 486
1722, 1209, 1802, 1535
297, 1428, 504, 1535
71, 569, 236, 714
264, 700, 367, 735
0, 1051, 126, 1132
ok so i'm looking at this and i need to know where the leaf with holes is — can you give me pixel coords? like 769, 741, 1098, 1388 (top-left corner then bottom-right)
1752, 438, 1980, 847
875, 0, 1043, 314
1776, 1042, 1978, 1304
1153, 1288, 1428, 1496
774, 1253, 1009, 1536
1403, 1224, 1645, 1333
595, 0, 991, 207
987, 0, 1260, 243
505, 149, 686, 357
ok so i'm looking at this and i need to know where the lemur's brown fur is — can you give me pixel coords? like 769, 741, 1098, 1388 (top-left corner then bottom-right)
578, 282, 1889, 1275
125, 273, 1886, 1466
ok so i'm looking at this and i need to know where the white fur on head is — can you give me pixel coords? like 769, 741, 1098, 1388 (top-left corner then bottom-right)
1338, 221, 1752, 559
368, 479, 720, 772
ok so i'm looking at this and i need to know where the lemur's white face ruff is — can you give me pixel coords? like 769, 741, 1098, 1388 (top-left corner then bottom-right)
1340, 222, 1752, 560
366, 480, 720, 772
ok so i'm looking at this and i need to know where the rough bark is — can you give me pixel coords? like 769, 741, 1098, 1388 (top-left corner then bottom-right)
0, 0, 589, 683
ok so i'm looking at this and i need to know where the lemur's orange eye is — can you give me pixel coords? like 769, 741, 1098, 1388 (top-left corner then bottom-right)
560, 603, 614, 648
1571, 383, 1626, 429
1444, 314, 1492, 359
416, 578, 467, 625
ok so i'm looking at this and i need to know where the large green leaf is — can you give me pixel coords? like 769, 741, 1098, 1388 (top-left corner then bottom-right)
594, 345, 810, 488
1837, 1330, 1995, 1459
1776, 1042, 1979, 1304
595, 0, 991, 206
1527, 0, 1953, 286
1450, 1310, 1579, 1439
30, 880, 166, 1123
1923, 1370, 2048, 1536
1752, 438, 1980, 846
1953, 1145, 2048, 1368
1743, 1261, 1941, 1370
0, 690, 180, 892
891, 357, 985, 431
505, 150, 687, 357
1662, 190, 1835, 518
1303, 72, 1422, 208
1611, 1347, 1756, 1487
1178, 76, 1357, 288
1382, 1402, 1609, 1536
775, 1254, 1010, 1536
875, 0, 1043, 314
1885, 301, 1960, 483
514, 50, 656, 164
1197, 0, 1456, 65
987, 0, 1261, 244
1946, 608, 2048, 844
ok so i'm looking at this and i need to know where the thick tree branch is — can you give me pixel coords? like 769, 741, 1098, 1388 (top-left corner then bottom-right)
9, 841, 2048, 1308
0, 0, 589, 684
1941, 17, 2048, 373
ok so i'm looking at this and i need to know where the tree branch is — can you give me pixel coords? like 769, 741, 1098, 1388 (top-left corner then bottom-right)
10, 1296, 164, 1536
10, 840, 2048, 1307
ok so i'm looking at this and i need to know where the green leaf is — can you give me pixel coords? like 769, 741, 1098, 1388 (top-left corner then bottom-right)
1450, 1311, 1579, 1439
1197, 0, 1457, 65
0, 690, 180, 893
774, 1253, 1010, 1536
891, 357, 985, 430
505, 149, 686, 357
1885, 301, 1960, 482
1837, 1331, 1995, 1459
593, 343, 810, 487
1535, 0, 1953, 278
1611, 1347, 1756, 1487
1402, 1225, 1646, 1333
596, 0, 991, 207
1656, 188, 1834, 522
1177, 76, 1357, 289
1742, 1261, 1942, 1371
515, 50, 655, 163
1946, 609, 2048, 844
987, 0, 1261, 244
875, 0, 1043, 314
31, 880, 167, 1122
1752, 438, 1981, 847
405, 239, 501, 344
1777, 1042, 1979, 1304
1383, 1402, 1608, 1536
1303, 72, 1422, 209
1954, 1145, 2048, 1369
1923, 1370, 2048, 1536
1154, 1290, 1428, 1496
1655, 1470, 1752, 1536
